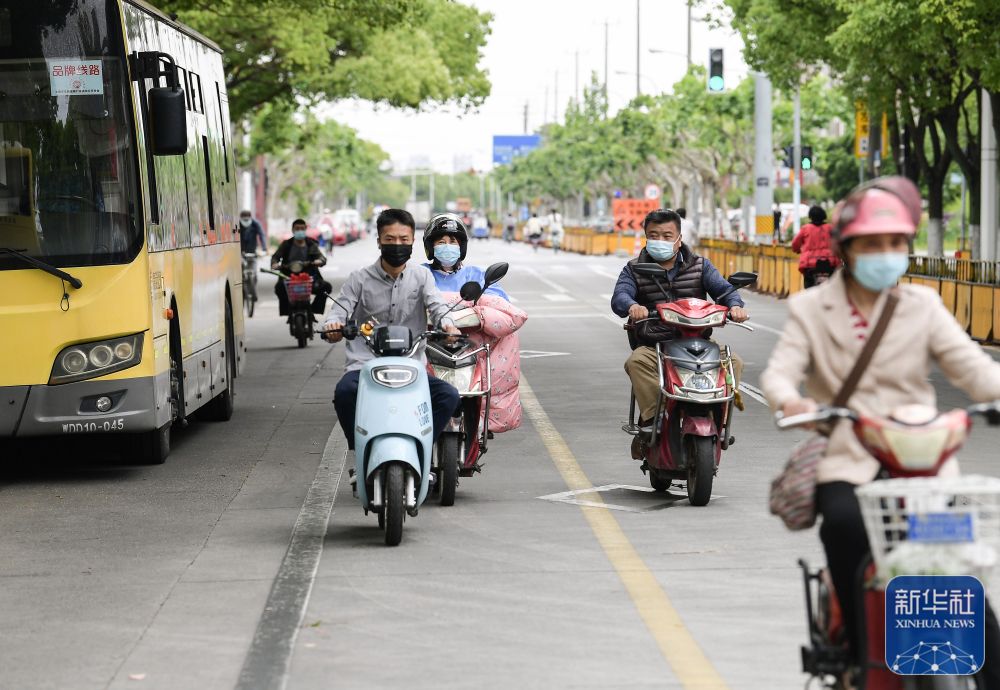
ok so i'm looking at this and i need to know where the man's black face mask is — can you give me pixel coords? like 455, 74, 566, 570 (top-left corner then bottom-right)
380, 243, 412, 267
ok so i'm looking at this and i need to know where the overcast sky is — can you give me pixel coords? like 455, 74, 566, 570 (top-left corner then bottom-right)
321, 0, 750, 174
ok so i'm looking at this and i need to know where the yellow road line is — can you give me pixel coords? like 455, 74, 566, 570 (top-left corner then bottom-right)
520, 378, 729, 690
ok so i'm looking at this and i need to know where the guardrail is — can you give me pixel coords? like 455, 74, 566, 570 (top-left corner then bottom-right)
697, 239, 1000, 346
490, 227, 1000, 343
490, 225, 645, 254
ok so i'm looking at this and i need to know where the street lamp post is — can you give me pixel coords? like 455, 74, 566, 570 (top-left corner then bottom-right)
635, 0, 641, 98
686, 0, 692, 68
615, 70, 661, 95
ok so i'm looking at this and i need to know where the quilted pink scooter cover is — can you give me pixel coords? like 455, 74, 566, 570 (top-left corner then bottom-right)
439, 292, 527, 433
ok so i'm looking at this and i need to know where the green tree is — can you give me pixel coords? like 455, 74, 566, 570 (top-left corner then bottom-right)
162, 0, 492, 146
828, 0, 976, 256
264, 117, 390, 218
494, 70, 848, 226
727, 0, 846, 90
818, 134, 863, 202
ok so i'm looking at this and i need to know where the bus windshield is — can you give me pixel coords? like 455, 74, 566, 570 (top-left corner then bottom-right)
0, 1, 140, 271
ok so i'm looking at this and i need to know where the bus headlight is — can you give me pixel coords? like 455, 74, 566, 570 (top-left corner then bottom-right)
114, 341, 134, 360
50, 334, 143, 385
89, 345, 114, 368
61, 349, 88, 374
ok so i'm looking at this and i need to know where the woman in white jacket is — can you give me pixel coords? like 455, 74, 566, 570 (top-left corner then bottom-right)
763, 177, 1000, 682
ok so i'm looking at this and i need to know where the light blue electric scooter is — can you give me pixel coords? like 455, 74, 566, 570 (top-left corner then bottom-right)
329, 319, 458, 546
326, 265, 506, 546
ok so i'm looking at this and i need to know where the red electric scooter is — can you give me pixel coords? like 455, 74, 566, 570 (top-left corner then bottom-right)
778, 402, 1000, 689
622, 267, 757, 506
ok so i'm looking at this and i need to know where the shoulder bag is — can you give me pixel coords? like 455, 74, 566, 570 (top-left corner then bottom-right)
768, 290, 899, 530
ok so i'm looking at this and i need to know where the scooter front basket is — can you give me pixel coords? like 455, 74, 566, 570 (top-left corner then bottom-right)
286, 277, 313, 303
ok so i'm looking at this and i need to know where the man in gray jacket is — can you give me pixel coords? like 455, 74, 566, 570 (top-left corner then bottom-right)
323, 208, 461, 449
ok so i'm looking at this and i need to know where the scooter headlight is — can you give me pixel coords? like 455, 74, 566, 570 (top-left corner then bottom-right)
676, 368, 722, 399
432, 364, 476, 393
372, 365, 417, 388
688, 374, 714, 391
426, 345, 477, 369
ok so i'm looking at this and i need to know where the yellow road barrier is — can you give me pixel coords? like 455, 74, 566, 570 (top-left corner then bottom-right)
698, 239, 1000, 345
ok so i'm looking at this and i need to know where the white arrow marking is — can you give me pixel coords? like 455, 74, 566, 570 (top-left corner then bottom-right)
520, 350, 571, 359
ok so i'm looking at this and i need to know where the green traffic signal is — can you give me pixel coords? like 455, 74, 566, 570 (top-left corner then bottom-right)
708, 48, 724, 93
801, 145, 814, 170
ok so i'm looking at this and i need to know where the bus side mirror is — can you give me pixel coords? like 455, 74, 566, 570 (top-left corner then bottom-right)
149, 87, 187, 155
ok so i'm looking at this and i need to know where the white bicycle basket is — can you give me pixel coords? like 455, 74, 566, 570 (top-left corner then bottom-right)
855, 475, 1000, 596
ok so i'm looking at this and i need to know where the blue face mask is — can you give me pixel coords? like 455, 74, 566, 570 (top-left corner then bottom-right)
434, 244, 461, 268
646, 239, 677, 262
852, 252, 909, 292
293, 230, 307, 240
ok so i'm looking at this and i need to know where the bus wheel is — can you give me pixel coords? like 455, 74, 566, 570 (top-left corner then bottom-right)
201, 299, 235, 422
134, 422, 170, 465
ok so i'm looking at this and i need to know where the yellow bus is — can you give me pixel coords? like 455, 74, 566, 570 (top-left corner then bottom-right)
0, 1, 244, 463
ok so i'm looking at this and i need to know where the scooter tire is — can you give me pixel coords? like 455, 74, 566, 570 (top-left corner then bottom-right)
383, 464, 405, 546
437, 433, 460, 506
292, 313, 308, 348
685, 436, 715, 507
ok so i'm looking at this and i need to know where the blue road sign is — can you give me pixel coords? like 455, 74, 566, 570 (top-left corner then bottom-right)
493, 135, 541, 165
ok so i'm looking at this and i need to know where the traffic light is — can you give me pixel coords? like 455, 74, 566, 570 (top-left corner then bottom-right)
780, 146, 793, 168
801, 145, 814, 170
707, 49, 724, 92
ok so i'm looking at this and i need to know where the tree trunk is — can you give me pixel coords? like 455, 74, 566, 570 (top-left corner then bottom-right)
702, 179, 715, 238
937, 94, 980, 258
925, 121, 953, 258
663, 172, 684, 209
867, 119, 882, 178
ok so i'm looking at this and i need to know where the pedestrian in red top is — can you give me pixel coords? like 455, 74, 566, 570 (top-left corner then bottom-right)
792, 206, 841, 288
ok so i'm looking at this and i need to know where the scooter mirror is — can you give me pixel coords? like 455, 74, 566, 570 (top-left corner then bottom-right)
632, 263, 669, 278
460, 281, 483, 302
483, 262, 509, 286
727, 271, 758, 288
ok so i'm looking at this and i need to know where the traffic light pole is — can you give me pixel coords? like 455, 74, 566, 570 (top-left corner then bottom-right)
792, 85, 801, 239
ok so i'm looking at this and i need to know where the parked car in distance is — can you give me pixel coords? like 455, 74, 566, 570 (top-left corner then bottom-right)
333, 208, 363, 244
